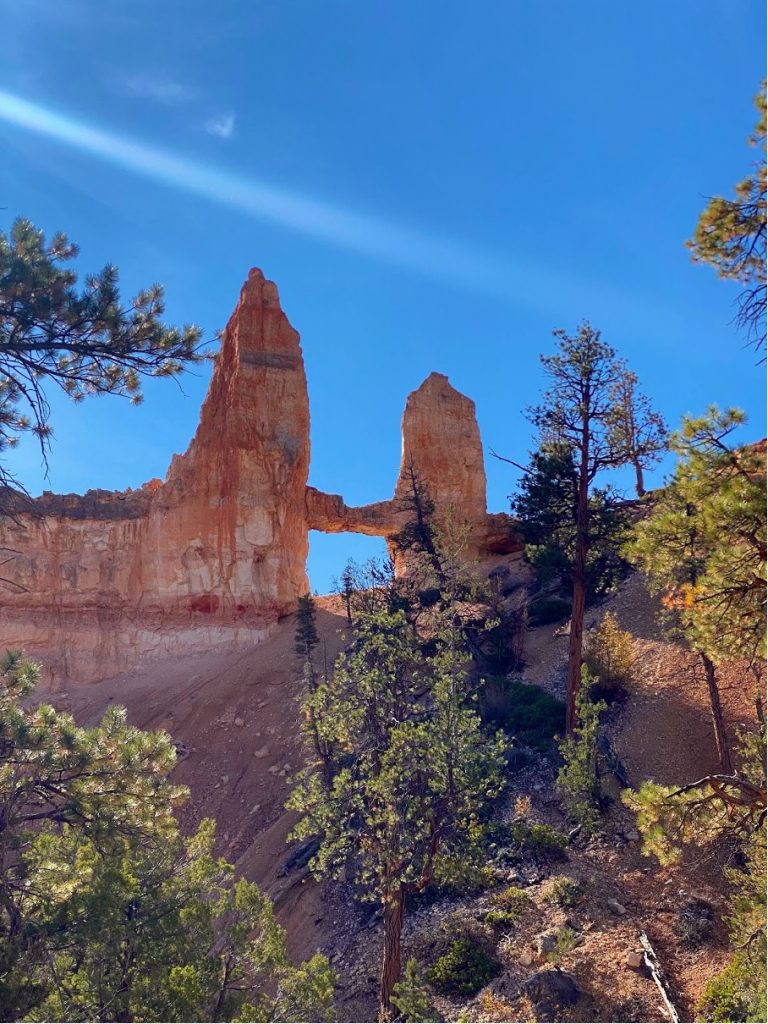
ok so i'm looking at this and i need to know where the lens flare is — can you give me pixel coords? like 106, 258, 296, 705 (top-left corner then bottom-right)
0, 89, 647, 320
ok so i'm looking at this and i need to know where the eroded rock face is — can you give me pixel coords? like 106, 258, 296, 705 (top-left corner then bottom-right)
396, 372, 487, 526
306, 372, 520, 562
0, 269, 310, 683
0, 269, 522, 684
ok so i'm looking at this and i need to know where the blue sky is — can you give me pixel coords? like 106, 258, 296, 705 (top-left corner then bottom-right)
1, 0, 765, 591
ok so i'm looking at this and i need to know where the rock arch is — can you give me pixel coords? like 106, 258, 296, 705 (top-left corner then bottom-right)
0, 270, 520, 683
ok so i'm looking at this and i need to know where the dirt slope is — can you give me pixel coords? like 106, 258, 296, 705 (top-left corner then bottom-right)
42, 603, 351, 963
36, 575, 761, 1022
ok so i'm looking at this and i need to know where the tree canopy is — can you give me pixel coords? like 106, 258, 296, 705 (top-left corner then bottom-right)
0, 218, 203, 492
0, 652, 335, 1023
688, 84, 767, 354
288, 609, 505, 1016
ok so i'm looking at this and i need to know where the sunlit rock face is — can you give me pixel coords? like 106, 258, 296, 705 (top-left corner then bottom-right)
0, 269, 310, 684
306, 372, 520, 564
0, 269, 522, 684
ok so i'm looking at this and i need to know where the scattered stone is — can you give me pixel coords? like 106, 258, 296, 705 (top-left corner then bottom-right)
253, 745, 270, 758
627, 950, 644, 969
234, 716, 245, 727
625, 829, 641, 842
249, 804, 261, 814
606, 899, 627, 916
519, 950, 534, 968
268, 765, 280, 775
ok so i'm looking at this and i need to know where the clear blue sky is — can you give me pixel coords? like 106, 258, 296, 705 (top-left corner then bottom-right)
1, 0, 765, 591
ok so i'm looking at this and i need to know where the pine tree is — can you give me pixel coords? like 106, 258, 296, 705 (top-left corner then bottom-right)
607, 365, 668, 497
624, 733, 766, 1022
512, 441, 629, 602
294, 594, 335, 788
526, 324, 663, 732
688, 84, 767, 354
287, 610, 505, 1018
0, 218, 202, 497
626, 407, 767, 766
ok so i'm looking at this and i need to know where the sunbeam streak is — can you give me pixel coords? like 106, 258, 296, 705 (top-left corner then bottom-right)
0, 89, 647, 319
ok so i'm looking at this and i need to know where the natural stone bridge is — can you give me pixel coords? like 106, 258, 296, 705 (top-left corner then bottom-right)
0, 270, 521, 683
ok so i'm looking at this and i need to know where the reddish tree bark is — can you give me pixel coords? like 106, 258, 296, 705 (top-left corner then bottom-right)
379, 887, 405, 1019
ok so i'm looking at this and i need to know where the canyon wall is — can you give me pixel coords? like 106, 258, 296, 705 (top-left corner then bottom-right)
0, 269, 520, 684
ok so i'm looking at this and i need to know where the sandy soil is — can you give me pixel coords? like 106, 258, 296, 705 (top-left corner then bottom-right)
42, 603, 351, 964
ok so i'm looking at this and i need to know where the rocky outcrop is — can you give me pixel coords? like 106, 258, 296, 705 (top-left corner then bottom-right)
0, 269, 522, 684
306, 373, 521, 561
0, 269, 310, 683
396, 372, 487, 527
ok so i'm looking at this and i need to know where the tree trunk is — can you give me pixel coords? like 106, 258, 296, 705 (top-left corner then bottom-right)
566, 407, 591, 735
566, 565, 587, 734
700, 652, 732, 772
379, 887, 405, 1021
633, 458, 645, 498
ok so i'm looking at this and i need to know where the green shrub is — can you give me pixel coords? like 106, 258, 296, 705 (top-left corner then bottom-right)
483, 885, 531, 928
546, 926, 582, 964
483, 908, 516, 929
392, 958, 439, 1023
426, 939, 500, 996
507, 821, 568, 861
557, 667, 606, 833
541, 875, 583, 908
479, 678, 565, 749
494, 885, 531, 913
429, 852, 496, 897
584, 612, 634, 694
528, 596, 571, 627
699, 952, 767, 1023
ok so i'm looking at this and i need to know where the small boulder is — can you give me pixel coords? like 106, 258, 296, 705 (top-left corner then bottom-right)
234, 716, 245, 727
522, 969, 582, 1016
535, 931, 559, 956
279, 837, 321, 876
675, 897, 716, 948
253, 745, 270, 758
606, 899, 627, 916
626, 950, 644, 969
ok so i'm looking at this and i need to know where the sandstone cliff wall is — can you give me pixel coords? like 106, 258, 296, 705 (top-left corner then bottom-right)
0, 269, 521, 684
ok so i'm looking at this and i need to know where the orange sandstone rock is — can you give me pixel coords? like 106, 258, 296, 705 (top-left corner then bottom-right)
0, 269, 310, 684
0, 270, 522, 685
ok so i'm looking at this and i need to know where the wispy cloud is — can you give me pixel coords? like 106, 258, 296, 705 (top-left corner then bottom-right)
0, 89, 674, 329
204, 112, 235, 140
122, 72, 196, 106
